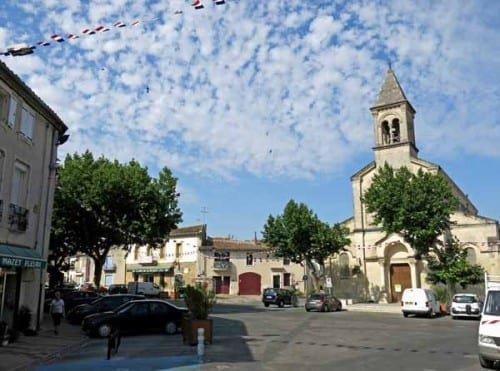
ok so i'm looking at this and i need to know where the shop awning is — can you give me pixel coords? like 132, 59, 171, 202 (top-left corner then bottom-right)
126, 263, 173, 273
0, 244, 47, 269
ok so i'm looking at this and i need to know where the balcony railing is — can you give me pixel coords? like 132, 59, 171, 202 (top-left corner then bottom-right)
103, 264, 117, 273
213, 260, 230, 270
8, 203, 29, 232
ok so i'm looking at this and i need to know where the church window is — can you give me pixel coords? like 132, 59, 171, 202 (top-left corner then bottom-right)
381, 121, 390, 144
391, 119, 400, 143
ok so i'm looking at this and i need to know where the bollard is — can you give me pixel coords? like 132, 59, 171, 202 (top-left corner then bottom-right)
197, 327, 205, 357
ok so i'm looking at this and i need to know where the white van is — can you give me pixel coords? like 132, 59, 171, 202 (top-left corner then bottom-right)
478, 273, 500, 369
127, 282, 161, 297
401, 288, 440, 318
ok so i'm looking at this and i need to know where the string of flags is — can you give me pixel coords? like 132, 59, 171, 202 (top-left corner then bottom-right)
1, 0, 227, 57
353, 241, 500, 250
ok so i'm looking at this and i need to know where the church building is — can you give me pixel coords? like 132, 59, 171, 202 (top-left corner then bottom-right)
338, 69, 499, 303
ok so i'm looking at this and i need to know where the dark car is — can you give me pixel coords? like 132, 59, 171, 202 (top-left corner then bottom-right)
262, 288, 298, 308
82, 299, 187, 338
66, 294, 144, 324
305, 293, 342, 312
108, 284, 128, 295
45, 290, 101, 313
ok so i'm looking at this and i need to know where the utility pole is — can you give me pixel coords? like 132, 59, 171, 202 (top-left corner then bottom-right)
200, 206, 209, 226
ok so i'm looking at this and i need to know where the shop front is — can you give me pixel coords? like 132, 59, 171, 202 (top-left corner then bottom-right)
0, 244, 47, 328
126, 263, 174, 292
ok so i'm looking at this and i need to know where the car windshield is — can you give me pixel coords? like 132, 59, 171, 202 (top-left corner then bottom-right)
264, 289, 275, 295
113, 301, 134, 314
453, 295, 477, 303
484, 291, 500, 316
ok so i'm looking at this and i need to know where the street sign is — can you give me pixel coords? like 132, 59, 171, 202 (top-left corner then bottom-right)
326, 277, 332, 288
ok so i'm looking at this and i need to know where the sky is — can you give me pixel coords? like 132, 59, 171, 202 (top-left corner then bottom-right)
1, 0, 499, 240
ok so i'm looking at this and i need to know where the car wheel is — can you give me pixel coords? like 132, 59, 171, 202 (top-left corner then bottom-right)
337, 303, 342, 311
403, 312, 408, 318
278, 300, 284, 308
479, 355, 495, 369
98, 323, 112, 338
264, 303, 270, 307
428, 309, 434, 318
165, 321, 177, 335
306, 308, 311, 312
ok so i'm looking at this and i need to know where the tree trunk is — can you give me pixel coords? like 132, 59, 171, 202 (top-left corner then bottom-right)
93, 257, 105, 289
306, 260, 324, 294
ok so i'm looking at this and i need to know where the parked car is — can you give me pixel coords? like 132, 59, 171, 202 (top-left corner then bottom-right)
108, 284, 128, 295
305, 293, 342, 312
66, 294, 144, 324
127, 282, 161, 297
82, 299, 187, 338
401, 288, 440, 318
262, 288, 298, 308
450, 293, 482, 319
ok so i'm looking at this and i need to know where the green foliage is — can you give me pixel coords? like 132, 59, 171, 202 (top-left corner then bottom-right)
50, 151, 183, 286
426, 237, 484, 290
183, 284, 217, 320
363, 164, 458, 258
262, 199, 350, 290
433, 285, 451, 304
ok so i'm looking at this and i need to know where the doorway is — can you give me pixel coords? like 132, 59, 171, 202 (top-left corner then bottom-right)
390, 264, 411, 303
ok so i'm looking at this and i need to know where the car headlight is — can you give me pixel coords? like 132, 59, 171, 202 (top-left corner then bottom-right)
479, 335, 495, 345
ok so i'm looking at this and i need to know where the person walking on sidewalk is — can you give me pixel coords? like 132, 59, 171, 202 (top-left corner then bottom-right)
49, 291, 65, 335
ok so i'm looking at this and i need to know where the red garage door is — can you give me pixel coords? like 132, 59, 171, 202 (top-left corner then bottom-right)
238, 272, 261, 295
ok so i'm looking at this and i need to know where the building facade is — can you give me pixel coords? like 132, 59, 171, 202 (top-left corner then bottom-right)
199, 237, 306, 295
336, 69, 500, 303
125, 225, 206, 296
0, 61, 68, 328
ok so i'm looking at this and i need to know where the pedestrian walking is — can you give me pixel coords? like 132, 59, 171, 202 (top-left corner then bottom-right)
49, 291, 65, 335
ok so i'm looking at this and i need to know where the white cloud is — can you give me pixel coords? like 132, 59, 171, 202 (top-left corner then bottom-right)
0, 0, 498, 181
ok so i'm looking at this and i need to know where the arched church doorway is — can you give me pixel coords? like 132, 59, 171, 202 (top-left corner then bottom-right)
390, 263, 411, 303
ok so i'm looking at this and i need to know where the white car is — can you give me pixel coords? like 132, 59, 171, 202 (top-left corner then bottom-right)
401, 288, 440, 318
450, 293, 482, 319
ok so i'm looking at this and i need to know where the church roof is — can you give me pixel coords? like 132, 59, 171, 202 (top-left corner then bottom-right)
371, 68, 415, 112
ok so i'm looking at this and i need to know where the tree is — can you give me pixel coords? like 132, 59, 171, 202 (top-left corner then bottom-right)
50, 151, 183, 287
262, 200, 350, 292
426, 236, 484, 293
363, 164, 459, 258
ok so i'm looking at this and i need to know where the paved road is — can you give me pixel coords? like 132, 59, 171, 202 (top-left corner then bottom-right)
36, 302, 487, 371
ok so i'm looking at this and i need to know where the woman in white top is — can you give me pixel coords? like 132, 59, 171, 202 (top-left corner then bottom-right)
49, 291, 65, 335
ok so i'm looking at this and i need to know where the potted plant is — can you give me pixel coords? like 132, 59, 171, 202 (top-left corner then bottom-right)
182, 284, 216, 345
433, 286, 450, 314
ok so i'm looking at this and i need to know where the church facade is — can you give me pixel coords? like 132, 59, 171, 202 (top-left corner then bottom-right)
337, 69, 500, 303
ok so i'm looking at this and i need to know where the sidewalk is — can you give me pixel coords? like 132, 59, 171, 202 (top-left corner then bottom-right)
0, 314, 89, 371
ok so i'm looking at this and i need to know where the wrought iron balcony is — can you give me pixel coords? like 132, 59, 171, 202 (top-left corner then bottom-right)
8, 203, 29, 232
213, 260, 230, 270
103, 263, 117, 273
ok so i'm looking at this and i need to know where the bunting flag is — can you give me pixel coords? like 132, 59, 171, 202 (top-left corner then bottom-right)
1, 0, 228, 57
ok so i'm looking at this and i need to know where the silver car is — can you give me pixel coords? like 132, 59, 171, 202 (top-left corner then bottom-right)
451, 293, 482, 319
305, 293, 342, 312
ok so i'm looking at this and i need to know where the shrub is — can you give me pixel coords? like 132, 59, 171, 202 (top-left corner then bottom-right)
183, 284, 216, 320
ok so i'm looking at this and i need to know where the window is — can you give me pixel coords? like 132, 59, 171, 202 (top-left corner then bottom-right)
0, 150, 4, 190
381, 121, 390, 144
134, 246, 139, 260
0, 90, 8, 124
160, 246, 165, 259
283, 273, 291, 287
283, 257, 290, 266
7, 96, 17, 128
20, 107, 34, 139
146, 245, 152, 256
11, 162, 29, 206
246, 253, 253, 266
391, 119, 400, 143
175, 243, 182, 259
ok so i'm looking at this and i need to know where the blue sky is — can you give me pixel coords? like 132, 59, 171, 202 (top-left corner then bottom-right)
1, 0, 499, 240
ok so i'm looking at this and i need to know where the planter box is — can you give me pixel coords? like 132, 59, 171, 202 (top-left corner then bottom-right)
182, 318, 213, 346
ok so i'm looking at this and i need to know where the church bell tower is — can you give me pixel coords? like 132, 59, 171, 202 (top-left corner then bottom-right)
370, 68, 418, 167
